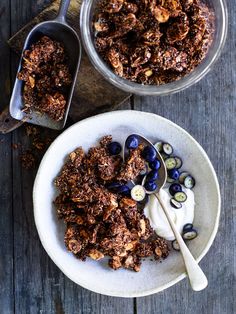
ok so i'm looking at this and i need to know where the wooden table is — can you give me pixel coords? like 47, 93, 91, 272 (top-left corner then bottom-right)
0, 1, 235, 313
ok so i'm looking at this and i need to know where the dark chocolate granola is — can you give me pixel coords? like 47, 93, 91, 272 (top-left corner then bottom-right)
93, 0, 215, 85
54, 136, 170, 272
17, 36, 72, 121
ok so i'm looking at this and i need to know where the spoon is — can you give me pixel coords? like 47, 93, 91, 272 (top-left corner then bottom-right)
123, 133, 208, 291
9, 0, 81, 130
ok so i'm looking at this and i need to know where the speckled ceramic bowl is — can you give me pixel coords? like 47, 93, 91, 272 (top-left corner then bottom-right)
33, 111, 220, 297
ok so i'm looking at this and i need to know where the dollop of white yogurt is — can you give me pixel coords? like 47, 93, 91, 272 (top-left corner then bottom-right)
144, 186, 195, 241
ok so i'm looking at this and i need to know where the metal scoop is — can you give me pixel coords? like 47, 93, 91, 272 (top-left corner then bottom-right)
124, 134, 208, 291
9, 0, 81, 130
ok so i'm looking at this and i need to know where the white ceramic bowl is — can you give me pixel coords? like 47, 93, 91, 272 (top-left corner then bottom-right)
33, 111, 220, 297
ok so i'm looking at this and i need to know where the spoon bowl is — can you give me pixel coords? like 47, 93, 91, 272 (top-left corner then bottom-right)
123, 133, 167, 192
123, 133, 208, 291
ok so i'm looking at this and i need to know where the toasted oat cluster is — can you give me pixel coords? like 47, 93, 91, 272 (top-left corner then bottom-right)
93, 0, 215, 84
54, 136, 169, 271
17, 36, 72, 121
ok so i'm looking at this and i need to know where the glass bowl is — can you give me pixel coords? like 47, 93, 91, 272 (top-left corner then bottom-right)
80, 0, 228, 96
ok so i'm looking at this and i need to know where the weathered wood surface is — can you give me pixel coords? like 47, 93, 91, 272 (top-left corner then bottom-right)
134, 0, 236, 312
0, 0, 235, 313
0, 1, 14, 313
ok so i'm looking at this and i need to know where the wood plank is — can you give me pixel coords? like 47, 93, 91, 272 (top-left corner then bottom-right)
0, 0, 14, 313
134, 1, 236, 311
10, 1, 133, 312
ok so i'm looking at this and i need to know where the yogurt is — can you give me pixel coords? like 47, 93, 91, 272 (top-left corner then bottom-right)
144, 186, 195, 241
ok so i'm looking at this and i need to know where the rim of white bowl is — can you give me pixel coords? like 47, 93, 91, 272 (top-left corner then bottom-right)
33, 110, 221, 297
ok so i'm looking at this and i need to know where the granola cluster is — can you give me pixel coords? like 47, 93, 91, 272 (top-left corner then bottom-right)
17, 36, 72, 121
54, 136, 169, 271
93, 0, 215, 84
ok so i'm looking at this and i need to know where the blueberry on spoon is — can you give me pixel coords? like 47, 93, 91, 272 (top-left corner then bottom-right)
126, 135, 139, 149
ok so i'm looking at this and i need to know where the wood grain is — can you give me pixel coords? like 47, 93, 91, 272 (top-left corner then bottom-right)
0, 0, 14, 313
0, 0, 235, 313
10, 1, 132, 308
134, 0, 236, 312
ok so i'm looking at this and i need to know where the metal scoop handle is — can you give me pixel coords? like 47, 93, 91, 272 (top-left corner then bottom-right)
55, 0, 71, 23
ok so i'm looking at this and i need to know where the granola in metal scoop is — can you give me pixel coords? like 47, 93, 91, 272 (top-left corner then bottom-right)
93, 0, 215, 85
54, 136, 169, 272
17, 36, 72, 121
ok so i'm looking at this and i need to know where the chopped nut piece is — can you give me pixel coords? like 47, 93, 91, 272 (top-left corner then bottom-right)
139, 219, 146, 235
124, 255, 134, 267
89, 249, 105, 260
69, 152, 77, 162
29, 76, 35, 88
154, 247, 163, 258
125, 242, 134, 251
153, 6, 170, 23
145, 69, 153, 77
94, 15, 110, 32
68, 239, 82, 254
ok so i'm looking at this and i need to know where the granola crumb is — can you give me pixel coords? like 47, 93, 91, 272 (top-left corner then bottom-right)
11, 143, 21, 150
20, 150, 35, 169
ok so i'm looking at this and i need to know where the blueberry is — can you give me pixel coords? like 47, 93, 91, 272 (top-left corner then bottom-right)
144, 180, 157, 192
168, 168, 180, 180
170, 198, 182, 209
107, 141, 122, 155
149, 159, 161, 170
117, 185, 130, 195
147, 170, 159, 181
174, 191, 187, 203
182, 228, 198, 240
183, 223, 193, 233
184, 175, 195, 189
107, 182, 130, 195
172, 239, 180, 251
162, 142, 173, 155
107, 182, 123, 190
126, 135, 139, 149
142, 146, 157, 162
169, 183, 182, 196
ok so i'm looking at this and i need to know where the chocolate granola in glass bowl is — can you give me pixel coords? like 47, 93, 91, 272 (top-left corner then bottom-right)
93, 0, 215, 85
80, 0, 227, 95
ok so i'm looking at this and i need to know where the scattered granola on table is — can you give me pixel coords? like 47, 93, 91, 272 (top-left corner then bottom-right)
54, 136, 170, 272
93, 0, 215, 85
17, 36, 72, 121
18, 124, 56, 170
20, 149, 35, 169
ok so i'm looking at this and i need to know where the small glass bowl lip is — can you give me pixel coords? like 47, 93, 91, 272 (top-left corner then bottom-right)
80, 0, 228, 96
